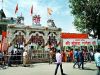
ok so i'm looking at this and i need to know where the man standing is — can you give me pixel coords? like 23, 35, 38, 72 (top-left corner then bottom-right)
23, 50, 28, 67
49, 49, 53, 64
54, 50, 64, 75
94, 48, 100, 75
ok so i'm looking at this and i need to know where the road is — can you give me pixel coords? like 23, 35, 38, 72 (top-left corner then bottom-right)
0, 62, 97, 75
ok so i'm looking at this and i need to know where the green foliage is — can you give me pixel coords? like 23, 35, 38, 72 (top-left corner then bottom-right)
69, 0, 100, 38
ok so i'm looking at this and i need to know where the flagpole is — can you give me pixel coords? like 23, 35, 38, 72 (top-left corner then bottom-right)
1, 0, 3, 9
47, 8, 49, 26
47, 8, 53, 24
2, 0, 3, 9
15, 3, 18, 23
47, 8, 50, 20
31, 14, 33, 26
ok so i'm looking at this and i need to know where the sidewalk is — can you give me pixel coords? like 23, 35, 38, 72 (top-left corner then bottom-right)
0, 62, 97, 75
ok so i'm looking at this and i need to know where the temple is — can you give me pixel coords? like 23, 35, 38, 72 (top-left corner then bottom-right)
0, 9, 62, 62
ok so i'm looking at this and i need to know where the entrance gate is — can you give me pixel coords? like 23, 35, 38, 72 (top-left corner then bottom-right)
30, 50, 49, 62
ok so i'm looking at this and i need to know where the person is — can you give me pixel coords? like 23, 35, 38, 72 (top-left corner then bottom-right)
23, 50, 28, 67
0, 51, 3, 64
54, 50, 64, 75
79, 49, 84, 69
0, 51, 5, 68
16, 50, 21, 64
73, 49, 79, 68
61, 50, 66, 62
49, 49, 53, 64
70, 49, 73, 62
94, 48, 100, 75
8, 50, 14, 67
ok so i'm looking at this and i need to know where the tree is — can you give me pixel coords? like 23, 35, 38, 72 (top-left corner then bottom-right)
69, 0, 100, 39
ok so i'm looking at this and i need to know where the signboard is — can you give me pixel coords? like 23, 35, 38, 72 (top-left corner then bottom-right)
63, 39, 97, 46
61, 33, 88, 39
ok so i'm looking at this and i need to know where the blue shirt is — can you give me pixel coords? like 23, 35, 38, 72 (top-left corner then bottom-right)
74, 51, 79, 58
94, 52, 100, 67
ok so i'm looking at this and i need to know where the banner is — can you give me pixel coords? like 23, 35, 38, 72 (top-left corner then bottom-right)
63, 39, 98, 46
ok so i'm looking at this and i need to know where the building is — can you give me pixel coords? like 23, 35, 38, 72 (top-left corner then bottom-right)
61, 33, 98, 51
0, 9, 62, 62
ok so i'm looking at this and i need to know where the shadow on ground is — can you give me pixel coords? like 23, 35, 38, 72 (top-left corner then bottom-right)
80, 67, 97, 71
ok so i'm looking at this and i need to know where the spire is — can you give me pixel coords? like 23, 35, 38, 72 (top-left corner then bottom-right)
0, 9, 6, 19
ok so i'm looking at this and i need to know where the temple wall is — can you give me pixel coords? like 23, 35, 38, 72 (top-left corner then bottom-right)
7, 25, 62, 51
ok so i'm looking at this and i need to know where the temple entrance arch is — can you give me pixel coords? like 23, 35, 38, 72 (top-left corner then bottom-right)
26, 31, 48, 62
12, 30, 26, 50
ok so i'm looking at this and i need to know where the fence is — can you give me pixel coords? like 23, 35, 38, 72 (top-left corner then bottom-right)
31, 50, 49, 62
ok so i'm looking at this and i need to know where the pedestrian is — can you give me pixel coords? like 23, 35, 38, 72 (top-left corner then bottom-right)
61, 50, 66, 62
49, 49, 53, 64
73, 49, 79, 68
79, 49, 84, 69
94, 48, 100, 75
23, 50, 28, 67
54, 50, 64, 75
70, 49, 73, 62
0, 51, 3, 64
8, 49, 14, 67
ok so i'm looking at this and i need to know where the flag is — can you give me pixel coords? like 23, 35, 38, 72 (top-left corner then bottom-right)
2, 37, 8, 51
15, 4, 18, 14
47, 8, 53, 15
2, 31, 7, 40
31, 5, 33, 15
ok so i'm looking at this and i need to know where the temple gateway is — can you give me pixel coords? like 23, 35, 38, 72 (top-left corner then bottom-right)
0, 9, 62, 62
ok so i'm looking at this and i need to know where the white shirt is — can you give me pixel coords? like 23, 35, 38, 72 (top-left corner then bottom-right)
56, 53, 62, 64
8, 45, 14, 53
13, 48, 17, 54
23, 51, 28, 57
20, 44, 24, 48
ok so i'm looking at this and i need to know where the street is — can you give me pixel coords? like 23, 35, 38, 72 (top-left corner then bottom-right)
0, 62, 97, 75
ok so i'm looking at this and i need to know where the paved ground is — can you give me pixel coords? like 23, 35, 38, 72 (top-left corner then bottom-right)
0, 62, 97, 75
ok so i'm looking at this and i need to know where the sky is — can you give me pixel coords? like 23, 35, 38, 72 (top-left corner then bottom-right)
0, 0, 79, 33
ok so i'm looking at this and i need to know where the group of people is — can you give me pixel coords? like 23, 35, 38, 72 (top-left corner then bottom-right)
50, 47, 100, 75
73, 48, 85, 69
0, 43, 100, 75
8, 48, 22, 66
8, 47, 31, 67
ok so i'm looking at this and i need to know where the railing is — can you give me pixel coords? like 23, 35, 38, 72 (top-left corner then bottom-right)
0, 50, 49, 64
31, 50, 49, 62
32, 50, 49, 59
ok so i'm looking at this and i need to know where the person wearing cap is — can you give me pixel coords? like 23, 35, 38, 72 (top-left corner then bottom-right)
54, 50, 64, 75
94, 48, 100, 75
